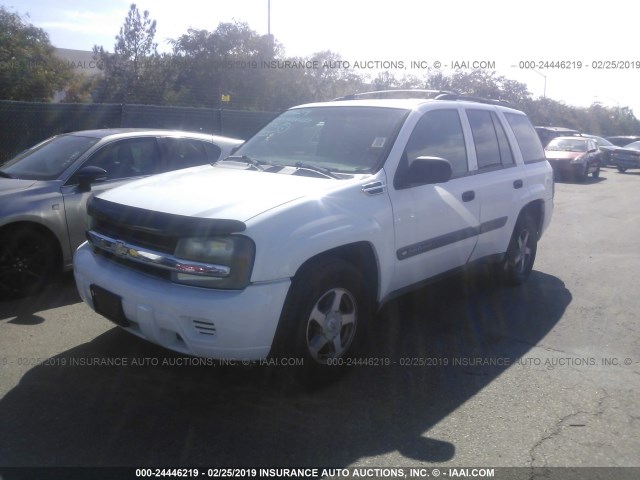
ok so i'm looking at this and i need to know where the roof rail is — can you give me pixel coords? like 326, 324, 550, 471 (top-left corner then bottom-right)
333, 89, 456, 101
433, 92, 515, 107
333, 89, 514, 107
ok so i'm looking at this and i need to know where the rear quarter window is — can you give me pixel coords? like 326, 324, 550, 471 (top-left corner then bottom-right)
504, 113, 545, 164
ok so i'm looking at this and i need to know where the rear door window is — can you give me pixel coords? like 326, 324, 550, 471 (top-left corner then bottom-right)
163, 138, 212, 171
467, 109, 515, 169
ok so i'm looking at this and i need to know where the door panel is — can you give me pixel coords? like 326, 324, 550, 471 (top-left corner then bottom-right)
464, 109, 520, 260
388, 108, 480, 292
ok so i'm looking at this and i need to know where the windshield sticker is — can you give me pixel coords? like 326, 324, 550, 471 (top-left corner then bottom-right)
371, 137, 386, 148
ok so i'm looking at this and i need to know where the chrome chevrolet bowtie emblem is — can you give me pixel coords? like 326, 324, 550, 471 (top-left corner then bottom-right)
113, 241, 129, 258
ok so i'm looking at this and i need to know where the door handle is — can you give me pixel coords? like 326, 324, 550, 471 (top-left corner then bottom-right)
513, 179, 523, 189
462, 190, 475, 202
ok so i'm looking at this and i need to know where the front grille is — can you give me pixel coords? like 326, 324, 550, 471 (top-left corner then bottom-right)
93, 218, 178, 254
86, 196, 248, 277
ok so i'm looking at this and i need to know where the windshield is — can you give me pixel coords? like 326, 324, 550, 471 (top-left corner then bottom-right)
0, 134, 100, 180
623, 141, 640, 150
546, 138, 588, 152
234, 106, 408, 174
592, 136, 614, 147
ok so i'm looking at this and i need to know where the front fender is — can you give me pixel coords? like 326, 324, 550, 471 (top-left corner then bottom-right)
246, 185, 395, 299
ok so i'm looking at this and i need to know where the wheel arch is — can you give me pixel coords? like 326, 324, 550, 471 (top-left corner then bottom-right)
292, 241, 380, 303
519, 199, 545, 241
0, 221, 64, 273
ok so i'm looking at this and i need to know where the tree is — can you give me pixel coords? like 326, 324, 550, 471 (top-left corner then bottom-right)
92, 3, 162, 103
425, 69, 532, 106
0, 7, 72, 101
168, 21, 278, 109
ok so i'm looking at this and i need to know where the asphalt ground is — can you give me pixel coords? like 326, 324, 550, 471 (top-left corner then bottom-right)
0, 166, 638, 473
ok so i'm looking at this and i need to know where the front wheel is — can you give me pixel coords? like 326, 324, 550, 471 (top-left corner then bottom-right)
579, 163, 589, 182
501, 214, 538, 286
617, 166, 627, 173
592, 165, 600, 178
272, 258, 372, 387
0, 226, 58, 299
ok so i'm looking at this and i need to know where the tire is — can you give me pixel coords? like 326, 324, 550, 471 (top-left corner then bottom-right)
579, 163, 589, 182
272, 258, 372, 388
592, 166, 600, 178
501, 214, 538, 286
617, 166, 627, 173
0, 226, 58, 299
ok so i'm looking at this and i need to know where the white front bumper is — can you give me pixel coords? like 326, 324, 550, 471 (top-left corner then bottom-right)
74, 243, 291, 360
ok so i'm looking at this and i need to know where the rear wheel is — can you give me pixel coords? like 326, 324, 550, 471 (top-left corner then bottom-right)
617, 166, 627, 173
592, 165, 600, 178
272, 258, 372, 388
0, 226, 58, 299
501, 214, 538, 286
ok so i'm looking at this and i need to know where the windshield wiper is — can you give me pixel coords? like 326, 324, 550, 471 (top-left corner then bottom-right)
294, 162, 339, 179
0, 170, 14, 179
218, 155, 265, 171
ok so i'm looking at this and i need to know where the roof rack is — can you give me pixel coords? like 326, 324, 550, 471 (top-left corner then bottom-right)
333, 89, 514, 107
433, 92, 515, 107
333, 89, 456, 101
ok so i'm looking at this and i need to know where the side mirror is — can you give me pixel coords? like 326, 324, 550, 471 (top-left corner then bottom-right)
75, 166, 108, 192
398, 156, 453, 188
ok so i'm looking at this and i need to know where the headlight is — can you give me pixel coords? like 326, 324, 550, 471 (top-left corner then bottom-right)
172, 235, 255, 289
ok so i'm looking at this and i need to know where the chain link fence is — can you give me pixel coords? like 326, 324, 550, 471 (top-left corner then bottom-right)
0, 101, 279, 162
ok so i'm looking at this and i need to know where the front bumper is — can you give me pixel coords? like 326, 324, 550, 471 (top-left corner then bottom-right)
547, 159, 593, 176
74, 242, 291, 360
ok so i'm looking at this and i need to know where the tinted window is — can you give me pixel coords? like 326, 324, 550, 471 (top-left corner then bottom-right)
492, 113, 514, 165
405, 109, 468, 176
81, 137, 160, 181
467, 109, 501, 169
2, 134, 99, 180
163, 138, 211, 170
203, 142, 223, 161
505, 113, 545, 164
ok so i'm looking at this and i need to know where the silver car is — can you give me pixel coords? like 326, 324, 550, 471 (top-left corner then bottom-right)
0, 129, 243, 299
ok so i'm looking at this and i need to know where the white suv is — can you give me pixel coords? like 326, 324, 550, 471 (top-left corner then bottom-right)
74, 91, 554, 381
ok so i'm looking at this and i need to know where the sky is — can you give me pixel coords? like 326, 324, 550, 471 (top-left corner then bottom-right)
7, 0, 640, 118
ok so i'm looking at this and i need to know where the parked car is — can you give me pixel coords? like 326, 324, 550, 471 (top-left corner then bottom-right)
611, 141, 640, 172
0, 129, 243, 299
74, 91, 554, 384
606, 135, 640, 147
544, 136, 601, 181
535, 126, 581, 147
581, 134, 617, 166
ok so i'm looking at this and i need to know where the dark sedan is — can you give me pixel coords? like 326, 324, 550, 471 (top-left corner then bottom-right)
582, 134, 617, 167
544, 136, 601, 181
611, 141, 640, 172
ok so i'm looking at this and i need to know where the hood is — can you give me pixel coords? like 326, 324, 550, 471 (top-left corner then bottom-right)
0, 177, 38, 195
96, 165, 352, 221
544, 150, 584, 161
